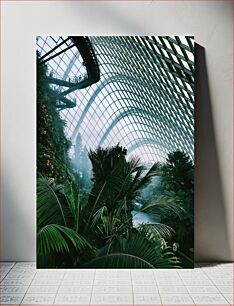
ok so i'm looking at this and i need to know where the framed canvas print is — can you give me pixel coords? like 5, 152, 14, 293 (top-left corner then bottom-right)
36, 36, 194, 269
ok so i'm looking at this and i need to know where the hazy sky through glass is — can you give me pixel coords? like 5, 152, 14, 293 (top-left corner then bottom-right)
37, 36, 194, 164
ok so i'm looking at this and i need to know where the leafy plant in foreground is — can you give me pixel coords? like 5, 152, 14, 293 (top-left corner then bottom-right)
84, 231, 180, 268
37, 151, 181, 268
37, 176, 94, 268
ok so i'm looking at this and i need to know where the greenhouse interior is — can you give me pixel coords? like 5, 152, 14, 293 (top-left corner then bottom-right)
36, 36, 194, 269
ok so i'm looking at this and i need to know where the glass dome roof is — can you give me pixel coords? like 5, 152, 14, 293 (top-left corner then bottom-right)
37, 36, 194, 164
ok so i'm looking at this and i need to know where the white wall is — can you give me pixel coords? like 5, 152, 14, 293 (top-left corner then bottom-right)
1, 1, 233, 261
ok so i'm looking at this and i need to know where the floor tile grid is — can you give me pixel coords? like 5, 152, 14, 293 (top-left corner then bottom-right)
129, 269, 134, 305
55, 265, 231, 306
152, 269, 164, 305
196, 263, 232, 305
20, 264, 40, 305
0, 262, 34, 305
0, 262, 24, 305
156, 269, 194, 305
0, 263, 233, 305
199, 263, 233, 305
178, 266, 224, 305
131, 269, 160, 305
176, 267, 194, 302
55, 269, 97, 305
91, 270, 133, 305
0, 262, 16, 280
53, 269, 67, 306
154, 266, 232, 305
90, 269, 97, 305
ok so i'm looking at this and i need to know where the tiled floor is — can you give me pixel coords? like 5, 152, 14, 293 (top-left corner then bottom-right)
0, 262, 233, 305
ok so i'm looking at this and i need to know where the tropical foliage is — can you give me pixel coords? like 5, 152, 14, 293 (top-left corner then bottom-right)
159, 151, 194, 267
37, 177, 95, 268
37, 151, 180, 268
37, 54, 73, 183
37, 57, 193, 268
84, 232, 179, 268
83, 146, 158, 236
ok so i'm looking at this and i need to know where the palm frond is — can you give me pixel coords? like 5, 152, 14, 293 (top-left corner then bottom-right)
84, 232, 180, 268
128, 156, 145, 175
130, 162, 159, 194
139, 223, 175, 240
37, 224, 93, 255
62, 183, 83, 232
91, 206, 108, 228
83, 181, 107, 234
84, 253, 156, 268
37, 176, 67, 227
141, 195, 185, 218
113, 157, 144, 201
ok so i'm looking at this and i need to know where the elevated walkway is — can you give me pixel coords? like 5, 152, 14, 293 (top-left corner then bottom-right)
40, 36, 100, 110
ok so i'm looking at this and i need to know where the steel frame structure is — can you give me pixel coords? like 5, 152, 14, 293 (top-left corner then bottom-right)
37, 36, 194, 163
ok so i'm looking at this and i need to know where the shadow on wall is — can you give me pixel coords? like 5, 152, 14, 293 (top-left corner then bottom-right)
195, 44, 231, 262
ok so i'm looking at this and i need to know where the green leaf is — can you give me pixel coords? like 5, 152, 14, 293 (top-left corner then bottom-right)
37, 224, 93, 255
84, 232, 180, 268
141, 195, 185, 218
139, 223, 175, 240
37, 176, 67, 227
91, 206, 108, 228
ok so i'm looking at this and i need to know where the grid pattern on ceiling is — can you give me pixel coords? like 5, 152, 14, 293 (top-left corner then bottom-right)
36, 36, 194, 163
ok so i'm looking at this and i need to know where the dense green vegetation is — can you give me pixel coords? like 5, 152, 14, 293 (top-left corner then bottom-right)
37, 145, 181, 268
37, 54, 73, 183
160, 151, 194, 267
37, 58, 194, 268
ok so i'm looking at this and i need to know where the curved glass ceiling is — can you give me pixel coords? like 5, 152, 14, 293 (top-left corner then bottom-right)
37, 36, 194, 164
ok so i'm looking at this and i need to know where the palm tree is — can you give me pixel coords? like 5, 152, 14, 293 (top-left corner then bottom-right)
83, 144, 158, 236
37, 176, 180, 269
37, 146, 183, 269
37, 176, 94, 268
137, 195, 185, 242
159, 151, 194, 267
